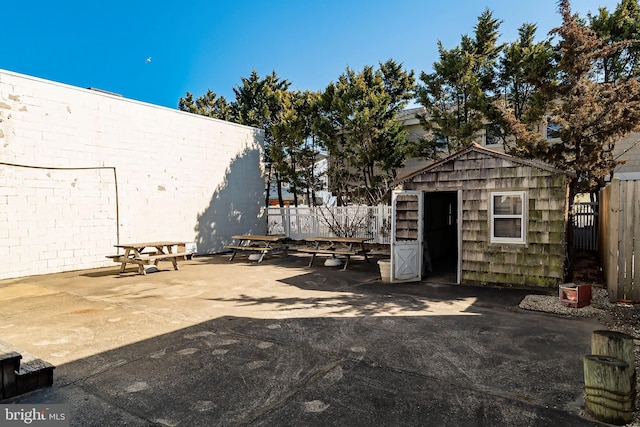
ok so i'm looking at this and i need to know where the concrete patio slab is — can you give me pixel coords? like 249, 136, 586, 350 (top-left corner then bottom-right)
1, 253, 603, 426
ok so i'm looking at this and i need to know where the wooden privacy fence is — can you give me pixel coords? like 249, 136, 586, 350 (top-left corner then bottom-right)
267, 205, 392, 244
599, 179, 640, 302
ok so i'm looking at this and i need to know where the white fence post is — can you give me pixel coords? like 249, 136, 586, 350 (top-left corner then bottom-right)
294, 206, 301, 237
285, 206, 291, 237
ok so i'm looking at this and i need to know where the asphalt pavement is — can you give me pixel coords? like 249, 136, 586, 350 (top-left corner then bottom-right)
0, 252, 605, 426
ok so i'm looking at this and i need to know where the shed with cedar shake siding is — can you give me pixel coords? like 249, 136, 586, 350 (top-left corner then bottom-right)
396, 143, 574, 288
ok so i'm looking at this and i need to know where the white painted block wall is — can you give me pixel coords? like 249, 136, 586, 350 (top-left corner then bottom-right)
0, 70, 265, 280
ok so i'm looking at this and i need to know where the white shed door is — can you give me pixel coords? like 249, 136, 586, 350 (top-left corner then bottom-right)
391, 190, 423, 282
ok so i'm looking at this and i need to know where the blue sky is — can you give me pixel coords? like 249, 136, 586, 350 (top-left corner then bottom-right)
3, 0, 617, 109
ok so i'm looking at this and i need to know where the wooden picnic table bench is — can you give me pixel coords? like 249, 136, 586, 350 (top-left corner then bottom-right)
107, 241, 192, 275
224, 235, 288, 263
299, 236, 370, 270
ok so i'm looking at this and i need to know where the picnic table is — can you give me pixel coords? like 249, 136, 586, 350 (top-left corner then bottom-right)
224, 235, 288, 263
298, 236, 370, 270
107, 241, 192, 275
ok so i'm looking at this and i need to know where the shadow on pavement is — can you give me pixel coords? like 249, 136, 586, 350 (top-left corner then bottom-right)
3, 255, 601, 426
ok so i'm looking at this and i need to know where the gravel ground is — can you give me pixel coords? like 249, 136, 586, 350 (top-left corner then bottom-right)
520, 286, 640, 425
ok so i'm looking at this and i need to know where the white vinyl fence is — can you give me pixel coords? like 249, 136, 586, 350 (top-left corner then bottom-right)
267, 205, 392, 244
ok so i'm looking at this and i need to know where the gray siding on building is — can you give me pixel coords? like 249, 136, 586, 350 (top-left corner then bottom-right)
400, 147, 569, 288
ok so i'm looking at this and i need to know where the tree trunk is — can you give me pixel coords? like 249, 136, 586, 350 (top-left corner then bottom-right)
291, 160, 298, 207
305, 186, 311, 206
292, 185, 298, 207
264, 164, 272, 207
276, 172, 284, 207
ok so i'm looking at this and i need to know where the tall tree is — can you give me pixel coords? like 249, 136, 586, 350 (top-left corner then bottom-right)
231, 70, 291, 206
178, 89, 232, 121
499, 0, 640, 203
473, 8, 504, 94
415, 9, 502, 158
317, 60, 415, 205
589, 0, 640, 82
492, 23, 556, 150
271, 90, 323, 206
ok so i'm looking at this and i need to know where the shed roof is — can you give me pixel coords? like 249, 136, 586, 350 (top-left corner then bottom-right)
395, 143, 575, 185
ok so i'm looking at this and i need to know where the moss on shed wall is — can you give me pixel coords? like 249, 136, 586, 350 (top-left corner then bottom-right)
402, 149, 568, 288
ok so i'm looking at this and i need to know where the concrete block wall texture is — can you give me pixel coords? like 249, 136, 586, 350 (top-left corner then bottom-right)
0, 69, 265, 280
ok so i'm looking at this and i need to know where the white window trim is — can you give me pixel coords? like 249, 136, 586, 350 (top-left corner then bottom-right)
490, 191, 527, 244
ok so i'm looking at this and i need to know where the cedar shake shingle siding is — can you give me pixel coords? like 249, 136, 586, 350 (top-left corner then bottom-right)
398, 144, 571, 288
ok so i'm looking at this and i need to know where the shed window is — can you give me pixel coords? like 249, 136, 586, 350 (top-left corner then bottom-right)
491, 191, 526, 243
